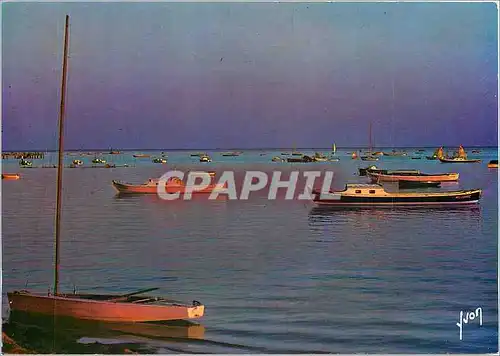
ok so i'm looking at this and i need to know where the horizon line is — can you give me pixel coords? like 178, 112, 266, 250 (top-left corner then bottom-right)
2, 145, 498, 152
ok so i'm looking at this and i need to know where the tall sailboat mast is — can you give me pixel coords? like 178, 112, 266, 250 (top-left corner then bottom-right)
54, 14, 70, 296
369, 121, 372, 153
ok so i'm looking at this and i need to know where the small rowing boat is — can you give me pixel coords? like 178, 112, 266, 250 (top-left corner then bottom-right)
312, 183, 481, 207
133, 153, 150, 158
2, 173, 21, 180
112, 175, 224, 194
488, 160, 498, 168
367, 170, 459, 183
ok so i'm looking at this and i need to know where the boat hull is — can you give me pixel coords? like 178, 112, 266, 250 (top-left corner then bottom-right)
439, 158, 481, 163
2, 173, 20, 180
368, 172, 459, 183
112, 180, 223, 194
313, 189, 481, 206
7, 292, 204, 322
398, 181, 441, 189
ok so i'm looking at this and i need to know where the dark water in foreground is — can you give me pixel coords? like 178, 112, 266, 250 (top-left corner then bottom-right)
2, 154, 498, 353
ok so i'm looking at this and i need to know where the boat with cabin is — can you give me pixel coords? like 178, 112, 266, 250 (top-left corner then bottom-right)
8, 15, 205, 323
312, 183, 481, 206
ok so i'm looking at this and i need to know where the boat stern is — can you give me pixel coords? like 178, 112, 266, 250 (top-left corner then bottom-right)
187, 303, 205, 319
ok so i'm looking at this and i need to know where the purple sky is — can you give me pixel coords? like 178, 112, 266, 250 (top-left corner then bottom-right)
2, 2, 498, 150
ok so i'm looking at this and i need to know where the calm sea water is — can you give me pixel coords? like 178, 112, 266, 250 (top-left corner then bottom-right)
2, 148, 498, 353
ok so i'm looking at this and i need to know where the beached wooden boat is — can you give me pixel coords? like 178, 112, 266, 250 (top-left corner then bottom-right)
8, 290, 204, 322
112, 175, 223, 194
2, 173, 21, 180
8, 15, 205, 323
312, 183, 481, 206
367, 170, 459, 183
488, 160, 498, 168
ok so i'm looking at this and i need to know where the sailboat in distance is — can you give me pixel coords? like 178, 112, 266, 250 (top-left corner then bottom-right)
7, 15, 205, 322
360, 122, 378, 161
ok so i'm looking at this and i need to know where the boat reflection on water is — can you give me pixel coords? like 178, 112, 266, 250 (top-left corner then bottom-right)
308, 204, 482, 224
3, 310, 205, 354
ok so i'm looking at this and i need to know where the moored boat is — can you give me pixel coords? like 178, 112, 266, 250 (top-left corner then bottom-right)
313, 152, 328, 162
439, 145, 480, 163
221, 151, 241, 157
367, 170, 459, 183
358, 165, 379, 176
112, 176, 225, 194
152, 158, 167, 164
8, 15, 205, 324
439, 157, 481, 163
8, 290, 204, 322
487, 160, 498, 168
70, 159, 83, 168
360, 155, 379, 161
312, 183, 481, 206
287, 155, 314, 163
19, 159, 33, 167
426, 146, 444, 160
2, 173, 21, 180
133, 153, 150, 158
92, 158, 106, 164
199, 155, 212, 162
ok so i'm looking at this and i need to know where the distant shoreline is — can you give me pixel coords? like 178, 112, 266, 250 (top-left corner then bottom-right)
2, 145, 498, 153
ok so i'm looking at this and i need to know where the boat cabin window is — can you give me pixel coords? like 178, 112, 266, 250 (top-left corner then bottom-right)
355, 190, 361, 194
369, 190, 376, 194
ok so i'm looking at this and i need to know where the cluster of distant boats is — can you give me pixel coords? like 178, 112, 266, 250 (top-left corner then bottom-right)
7, 144, 497, 169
